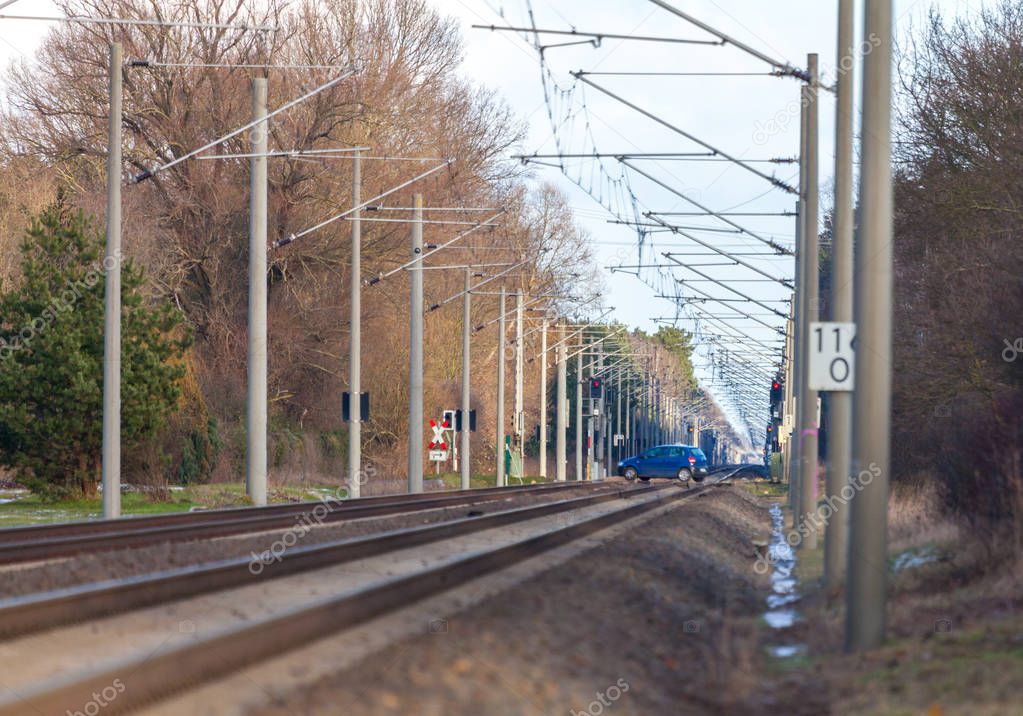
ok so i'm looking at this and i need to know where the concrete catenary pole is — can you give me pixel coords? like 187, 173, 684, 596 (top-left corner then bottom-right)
790, 199, 803, 516
621, 378, 630, 456
847, 0, 894, 651
246, 76, 268, 507
792, 69, 810, 522
798, 54, 821, 550
102, 43, 123, 519
539, 317, 548, 478
615, 368, 622, 464
655, 377, 662, 446
348, 150, 362, 498
596, 343, 605, 480
783, 303, 796, 486
587, 344, 598, 479
496, 287, 507, 486
640, 373, 646, 451
460, 268, 472, 490
604, 366, 612, 479
826, 0, 855, 588
514, 289, 524, 475
556, 321, 567, 481
407, 194, 424, 494
575, 336, 583, 480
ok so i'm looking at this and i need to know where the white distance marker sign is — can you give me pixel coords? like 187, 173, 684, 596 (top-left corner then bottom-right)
809, 322, 856, 391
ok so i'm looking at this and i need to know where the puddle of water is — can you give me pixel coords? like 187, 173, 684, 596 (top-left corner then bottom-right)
892, 546, 939, 573
763, 608, 798, 629
762, 503, 807, 659
768, 644, 807, 659
766, 592, 800, 609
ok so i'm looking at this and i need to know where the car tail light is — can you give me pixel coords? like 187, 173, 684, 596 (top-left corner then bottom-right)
688, 456, 696, 465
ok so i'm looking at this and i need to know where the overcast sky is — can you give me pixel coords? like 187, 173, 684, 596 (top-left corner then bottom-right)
432, 0, 977, 328
0, 0, 983, 441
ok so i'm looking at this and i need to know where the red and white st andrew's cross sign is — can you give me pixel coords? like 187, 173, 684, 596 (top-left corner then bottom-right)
428, 418, 450, 450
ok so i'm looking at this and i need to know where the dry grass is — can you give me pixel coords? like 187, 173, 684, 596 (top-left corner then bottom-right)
785, 477, 1023, 715
888, 476, 961, 554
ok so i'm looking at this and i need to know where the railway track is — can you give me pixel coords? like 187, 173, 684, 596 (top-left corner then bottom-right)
0, 479, 620, 564
0, 467, 740, 715
0, 481, 660, 637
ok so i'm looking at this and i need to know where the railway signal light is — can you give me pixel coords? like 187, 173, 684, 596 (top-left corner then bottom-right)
342, 392, 370, 422
455, 409, 477, 432
770, 379, 783, 405
589, 377, 603, 399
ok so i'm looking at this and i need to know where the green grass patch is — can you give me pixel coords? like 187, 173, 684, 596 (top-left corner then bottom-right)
0, 490, 193, 526
844, 619, 1023, 714
740, 481, 788, 499
795, 539, 824, 583
432, 472, 554, 490
0, 481, 347, 526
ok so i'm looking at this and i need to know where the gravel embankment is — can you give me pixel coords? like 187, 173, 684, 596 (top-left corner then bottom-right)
247, 485, 775, 716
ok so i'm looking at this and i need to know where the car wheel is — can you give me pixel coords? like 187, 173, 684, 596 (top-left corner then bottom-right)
677, 468, 692, 484
623, 467, 638, 481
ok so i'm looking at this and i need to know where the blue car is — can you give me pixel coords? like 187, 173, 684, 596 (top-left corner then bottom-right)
618, 444, 709, 483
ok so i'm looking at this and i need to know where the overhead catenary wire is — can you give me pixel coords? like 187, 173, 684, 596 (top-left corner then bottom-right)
511, 1, 794, 433
576, 71, 781, 77
134, 69, 359, 182
0, 13, 274, 31
622, 159, 793, 256
197, 148, 370, 160
129, 59, 349, 70
574, 73, 796, 195
366, 210, 506, 284
275, 159, 455, 248
344, 218, 501, 226
639, 212, 792, 288
644, 0, 809, 81
471, 23, 723, 46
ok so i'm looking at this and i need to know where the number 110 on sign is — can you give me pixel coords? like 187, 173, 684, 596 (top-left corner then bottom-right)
809, 322, 856, 392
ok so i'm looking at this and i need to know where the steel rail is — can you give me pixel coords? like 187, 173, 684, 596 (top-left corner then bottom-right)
0, 480, 587, 543
0, 482, 612, 563
0, 482, 666, 637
